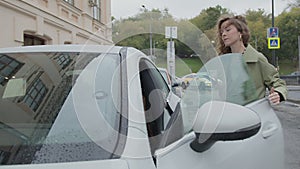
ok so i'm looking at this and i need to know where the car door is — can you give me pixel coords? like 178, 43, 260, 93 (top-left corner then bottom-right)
153, 53, 284, 169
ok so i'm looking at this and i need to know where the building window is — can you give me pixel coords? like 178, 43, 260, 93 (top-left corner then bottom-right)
63, 0, 74, 5
23, 79, 48, 112
24, 34, 45, 46
54, 53, 72, 69
92, 0, 101, 21
0, 55, 23, 86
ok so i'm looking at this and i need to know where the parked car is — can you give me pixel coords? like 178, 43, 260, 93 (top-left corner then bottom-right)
181, 72, 216, 90
0, 45, 284, 169
181, 73, 197, 87
158, 67, 183, 97
290, 71, 300, 76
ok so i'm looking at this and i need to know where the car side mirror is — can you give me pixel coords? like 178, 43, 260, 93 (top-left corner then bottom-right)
190, 101, 261, 153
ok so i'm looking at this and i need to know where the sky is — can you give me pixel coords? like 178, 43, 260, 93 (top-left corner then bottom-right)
111, 0, 293, 20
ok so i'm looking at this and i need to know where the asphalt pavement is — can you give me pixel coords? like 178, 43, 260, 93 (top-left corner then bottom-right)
273, 86, 300, 169
287, 86, 300, 104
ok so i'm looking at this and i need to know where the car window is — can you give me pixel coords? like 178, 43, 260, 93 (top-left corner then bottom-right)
139, 59, 184, 154
0, 52, 127, 165
181, 53, 258, 133
159, 69, 171, 86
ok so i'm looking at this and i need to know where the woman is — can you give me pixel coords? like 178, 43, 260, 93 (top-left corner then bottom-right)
215, 15, 287, 105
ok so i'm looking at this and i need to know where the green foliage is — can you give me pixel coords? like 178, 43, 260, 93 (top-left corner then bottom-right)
155, 56, 202, 77
112, 4, 300, 73
112, 9, 178, 55
113, 9, 215, 59
180, 57, 203, 74
276, 7, 300, 61
245, 9, 271, 54
190, 5, 230, 32
278, 59, 299, 75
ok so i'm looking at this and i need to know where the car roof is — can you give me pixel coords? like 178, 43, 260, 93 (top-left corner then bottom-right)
0, 45, 124, 54
182, 73, 197, 78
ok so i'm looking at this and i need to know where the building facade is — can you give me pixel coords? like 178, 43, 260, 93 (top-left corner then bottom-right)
0, 0, 112, 47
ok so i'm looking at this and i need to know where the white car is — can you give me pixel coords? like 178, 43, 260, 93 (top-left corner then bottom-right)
0, 45, 284, 169
290, 71, 300, 76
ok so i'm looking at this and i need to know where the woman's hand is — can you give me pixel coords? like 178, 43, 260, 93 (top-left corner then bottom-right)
268, 87, 280, 105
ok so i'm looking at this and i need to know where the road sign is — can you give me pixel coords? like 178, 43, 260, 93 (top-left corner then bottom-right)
268, 37, 280, 49
165, 26, 177, 39
267, 27, 279, 37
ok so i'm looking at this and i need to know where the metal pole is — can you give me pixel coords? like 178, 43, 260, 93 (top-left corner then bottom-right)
150, 23, 153, 56
272, 0, 274, 28
271, 0, 276, 67
298, 35, 300, 71
142, 5, 152, 56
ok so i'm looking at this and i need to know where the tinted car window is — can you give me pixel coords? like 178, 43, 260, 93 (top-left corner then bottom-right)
140, 59, 183, 154
181, 53, 258, 133
0, 52, 126, 165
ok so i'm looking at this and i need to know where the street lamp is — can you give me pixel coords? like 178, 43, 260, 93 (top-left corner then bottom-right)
271, 0, 276, 67
141, 5, 153, 56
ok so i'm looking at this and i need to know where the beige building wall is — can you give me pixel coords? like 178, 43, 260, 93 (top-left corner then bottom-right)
0, 0, 112, 48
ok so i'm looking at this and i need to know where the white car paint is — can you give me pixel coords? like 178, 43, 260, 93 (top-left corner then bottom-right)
0, 45, 284, 169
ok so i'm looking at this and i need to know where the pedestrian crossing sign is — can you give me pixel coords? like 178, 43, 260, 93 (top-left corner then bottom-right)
268, 37, 280, 49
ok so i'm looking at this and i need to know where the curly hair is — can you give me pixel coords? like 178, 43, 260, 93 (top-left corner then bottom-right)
216, 15, 251, 55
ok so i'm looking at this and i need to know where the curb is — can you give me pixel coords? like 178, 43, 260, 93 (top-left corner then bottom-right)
287, 85, 300, 91
286, 99, 300, 105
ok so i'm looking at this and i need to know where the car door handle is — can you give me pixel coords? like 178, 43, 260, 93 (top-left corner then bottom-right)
154, 132, 195, 158
262, 122, 278, 139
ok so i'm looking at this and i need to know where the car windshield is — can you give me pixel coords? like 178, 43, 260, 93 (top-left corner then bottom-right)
0, 52, 125, 164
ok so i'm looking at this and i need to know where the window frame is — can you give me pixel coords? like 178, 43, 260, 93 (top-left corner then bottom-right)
0, 55, 23, 86
24, 34, 45, 46
23, 78, 48, 112
63, 0, 74, 5
92, 0, 101, 21
54, 53, 72, 69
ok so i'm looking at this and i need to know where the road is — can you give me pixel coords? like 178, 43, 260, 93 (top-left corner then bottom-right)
273, 87, 300, 169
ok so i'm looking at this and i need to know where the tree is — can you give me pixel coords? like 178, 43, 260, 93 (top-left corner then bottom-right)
285, 0, 300, 9
244, 9, 272, 56
276, 7, 300, 61
112, 8, 177, 55
112, 8, 216, 60
190, 5, 230, 32
189, 5, 232, 44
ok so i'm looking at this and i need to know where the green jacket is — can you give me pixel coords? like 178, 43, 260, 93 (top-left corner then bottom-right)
243, 45, 287, 101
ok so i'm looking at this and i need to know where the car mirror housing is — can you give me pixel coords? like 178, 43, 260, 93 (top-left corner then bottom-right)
190, 101, 261, 153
